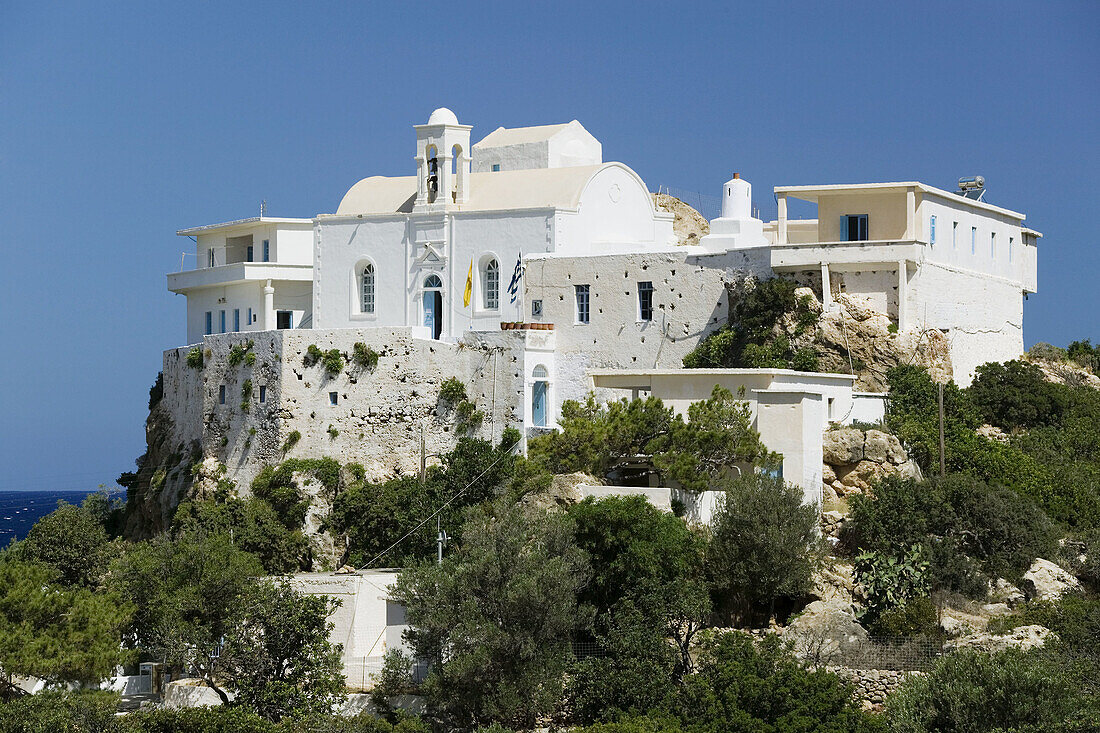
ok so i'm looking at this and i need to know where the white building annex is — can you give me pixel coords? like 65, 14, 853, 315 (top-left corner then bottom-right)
160, 107, 1040, 510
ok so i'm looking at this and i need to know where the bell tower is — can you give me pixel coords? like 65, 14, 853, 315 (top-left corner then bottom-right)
414, 108, 472, 210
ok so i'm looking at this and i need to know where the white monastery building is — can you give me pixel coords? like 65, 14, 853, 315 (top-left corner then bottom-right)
162, 108, 1039, 505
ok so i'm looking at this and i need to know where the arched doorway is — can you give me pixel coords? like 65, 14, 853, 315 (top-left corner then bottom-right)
422, 274, 443, 339
531, 364, 549, 427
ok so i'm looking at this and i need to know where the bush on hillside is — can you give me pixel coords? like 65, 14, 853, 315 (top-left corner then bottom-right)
969, 359, 1066, 430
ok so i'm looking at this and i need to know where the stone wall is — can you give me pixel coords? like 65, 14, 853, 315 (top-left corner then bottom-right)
828, 667, 924, 711
129, 327, 527, 536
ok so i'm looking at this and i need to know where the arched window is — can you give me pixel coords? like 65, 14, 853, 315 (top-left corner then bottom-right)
360, 262, 375, 314
483, 258, 499, 310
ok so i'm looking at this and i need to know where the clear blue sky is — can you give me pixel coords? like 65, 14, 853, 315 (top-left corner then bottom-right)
1, 1, 1096, 492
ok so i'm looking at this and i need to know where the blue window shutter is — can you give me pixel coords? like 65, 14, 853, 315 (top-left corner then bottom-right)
930, 216, 936, 244
858, 215, 868, 240
839, 215, 848, 241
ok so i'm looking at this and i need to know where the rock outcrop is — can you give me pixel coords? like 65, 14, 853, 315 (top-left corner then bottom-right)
815, 292, 954, 391
822, 427, 920, 499
520, 472, 601, 512
784, 598, 869, 666
653, 193, 709, 247
1021, 558, 1081, 601
944, 624, 1054, 654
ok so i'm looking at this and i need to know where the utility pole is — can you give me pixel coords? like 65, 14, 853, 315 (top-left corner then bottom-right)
938, 382, 946, 478
420, 423, 426, 485
436, 516, 448, 565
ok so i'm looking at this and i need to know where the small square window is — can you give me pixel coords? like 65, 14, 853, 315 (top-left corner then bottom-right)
491, 164, 501, 172
259, 385, 266, 403
329, 392, 338, 406
531, 299, 543, 318
219, 385, 226, 405
840, 214, 869, 242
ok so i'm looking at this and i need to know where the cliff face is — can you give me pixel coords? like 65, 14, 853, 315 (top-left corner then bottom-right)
121, 401, 198, 539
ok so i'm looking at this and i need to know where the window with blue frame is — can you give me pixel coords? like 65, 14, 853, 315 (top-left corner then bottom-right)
220, 310, 226, 333
205, 311, 212, 335
839, 214, 869, 241
247, 307, 253, 325
262, 240, 270, 262
930, 215, 937, 245
233, 309, 240, 331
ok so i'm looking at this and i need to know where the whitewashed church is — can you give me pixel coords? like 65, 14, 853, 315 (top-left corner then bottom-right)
162, 108, 1040, 504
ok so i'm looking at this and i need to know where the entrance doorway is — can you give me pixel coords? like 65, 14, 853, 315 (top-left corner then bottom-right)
531, 365, 549, 427
276, 311, 293, 329
422, 275, 443, 339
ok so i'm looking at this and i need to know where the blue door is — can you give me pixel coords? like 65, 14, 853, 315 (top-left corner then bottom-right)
532, 381, 547, 427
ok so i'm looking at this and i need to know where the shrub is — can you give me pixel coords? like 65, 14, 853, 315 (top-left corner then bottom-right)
241, 379, 253, 410
245, 352, 256, 366
706, 473, 825, 625
885, 648, 1096, 732
854, 545, 930, 623
304, 344, 323, 366
439, 376, 467, 403
1028, 342, 1068, 362
866, 596, 941, 637
1067, 338, 1100, 374
682, 277, 821, 371
969, 359, 1065, 430
321, 348, 345, 376
282, 430, 301, 453
353, 342, 380, 370
846, 474, 1057, 595
228, 341, 254, 367
186, 346, 204, 369
148, 372, 164, 410
0, 690, 121, 732
327, 425, 339, 439
988, 593, 1100, 660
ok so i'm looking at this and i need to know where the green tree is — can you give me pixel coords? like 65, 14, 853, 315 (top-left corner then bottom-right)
329, 437, 518, 568
110, 533, 264, 703
220, 578, 346, 721
391, 503, 589, 730
16, 501, 113, 588
529, 388, 772, 489
969, 359, 1065, 431
706, 473, 824, 625
885, 648, 1098, 732
569, 496, 705, 615
172, 497, 311, 574
0, 558, 133, 692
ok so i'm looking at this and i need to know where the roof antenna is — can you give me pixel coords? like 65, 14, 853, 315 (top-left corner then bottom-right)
260, 199, 267, 217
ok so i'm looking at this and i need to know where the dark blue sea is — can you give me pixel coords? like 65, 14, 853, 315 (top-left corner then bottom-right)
0, 490, 100, 546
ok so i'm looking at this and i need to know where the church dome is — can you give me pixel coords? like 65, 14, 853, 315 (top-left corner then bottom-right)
427, 107, 459, 126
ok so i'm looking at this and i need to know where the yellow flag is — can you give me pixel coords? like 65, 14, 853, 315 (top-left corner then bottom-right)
463, 261, 473, 307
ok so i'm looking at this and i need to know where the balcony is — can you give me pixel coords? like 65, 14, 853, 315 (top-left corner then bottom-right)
769, 239, 927, 271
167, 262, 313, 294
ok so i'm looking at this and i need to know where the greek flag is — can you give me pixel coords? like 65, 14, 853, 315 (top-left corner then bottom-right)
506, 257, 523, 304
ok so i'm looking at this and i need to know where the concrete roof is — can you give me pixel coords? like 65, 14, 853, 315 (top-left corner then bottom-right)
774, 181, 1026, 221
177, 216, 313, 236
473, 122, 574, 148
335, 164, 609, 215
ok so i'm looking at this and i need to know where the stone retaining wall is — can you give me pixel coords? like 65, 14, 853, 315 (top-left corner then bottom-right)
828, 667, 924, 711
